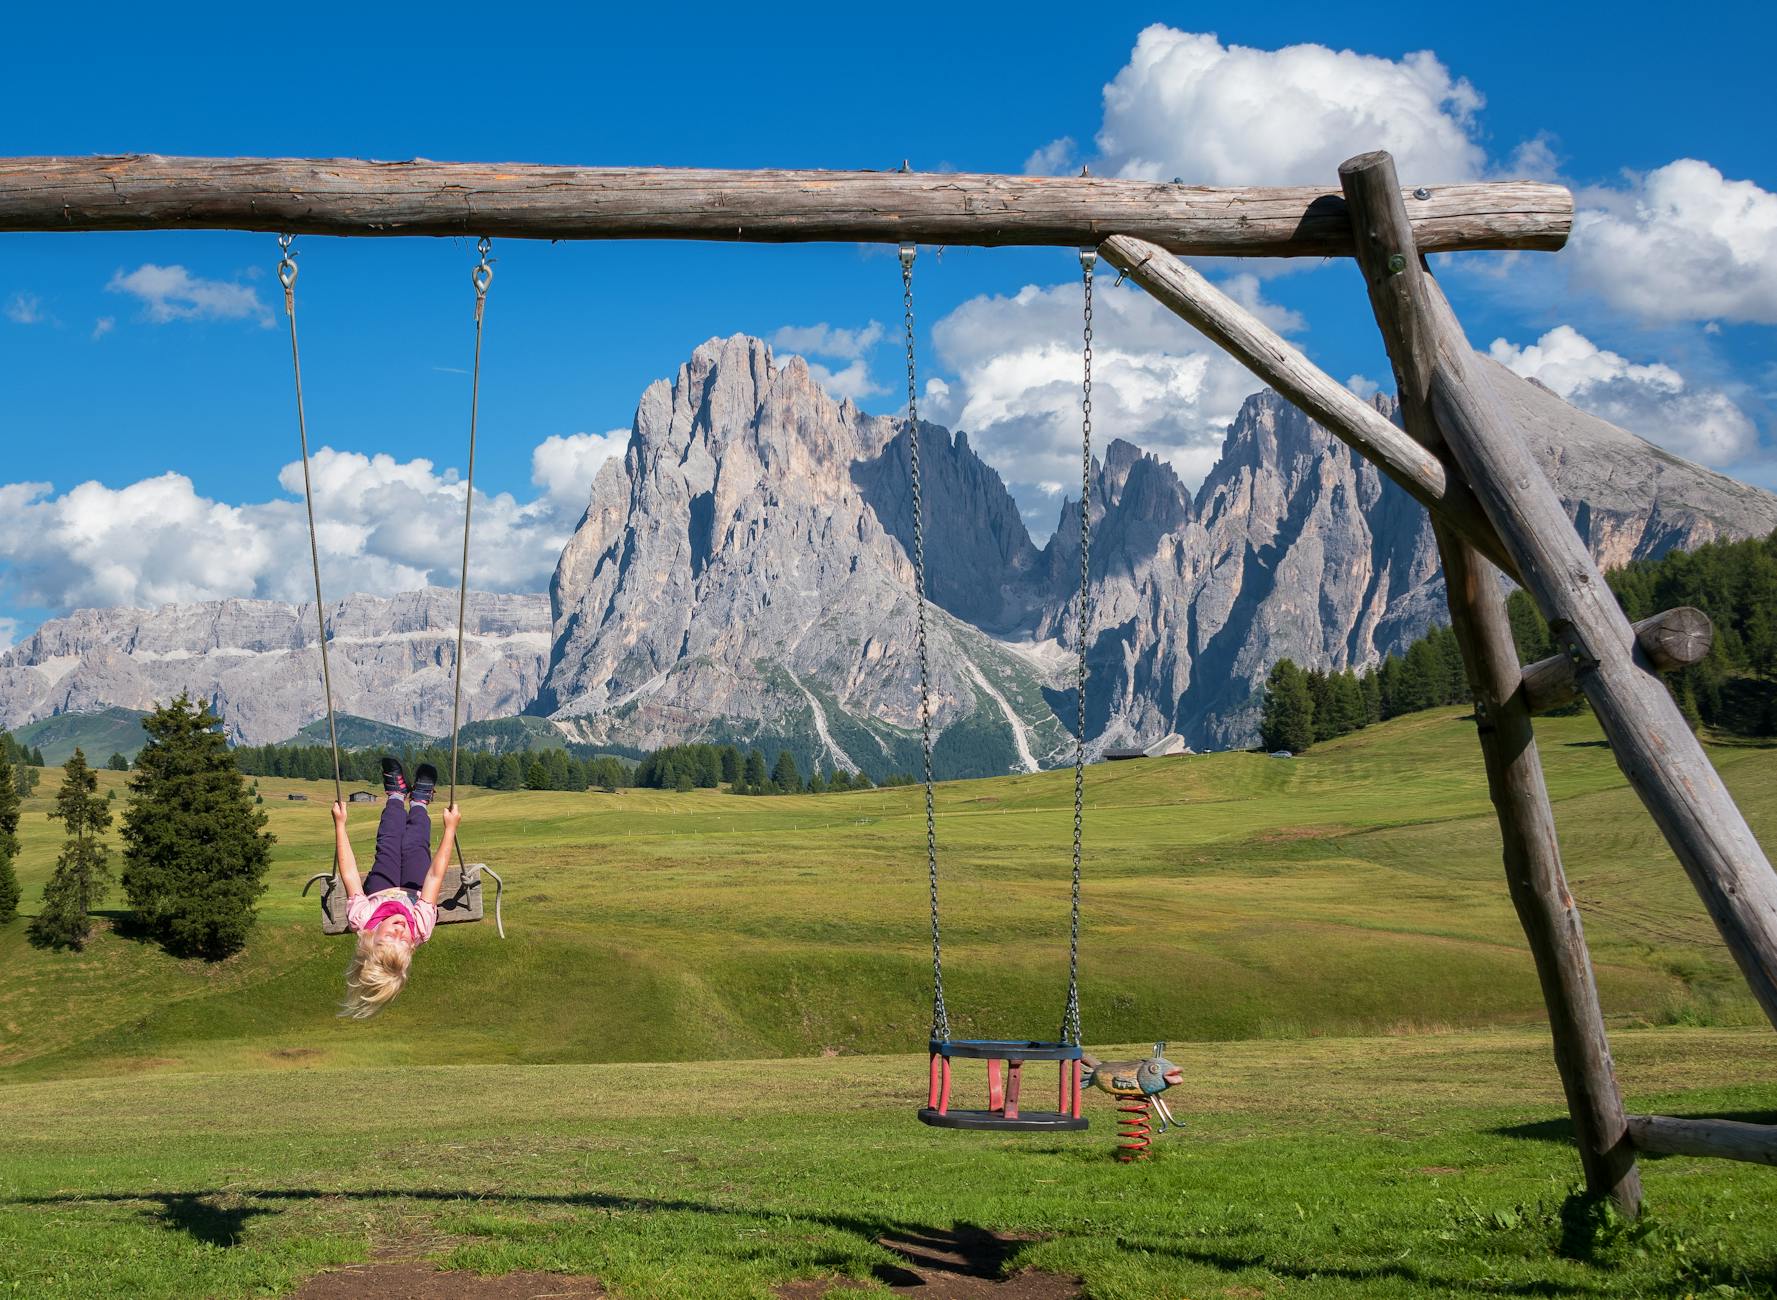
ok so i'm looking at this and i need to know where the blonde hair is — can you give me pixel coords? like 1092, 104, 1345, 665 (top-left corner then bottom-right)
340, 931, 414, 1019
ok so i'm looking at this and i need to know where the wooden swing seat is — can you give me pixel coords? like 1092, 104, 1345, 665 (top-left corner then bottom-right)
918, 1039, 1089, 1132
304, 863, 503, 936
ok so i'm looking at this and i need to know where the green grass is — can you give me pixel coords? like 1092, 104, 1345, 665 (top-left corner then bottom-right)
2, 707, 1775, 1296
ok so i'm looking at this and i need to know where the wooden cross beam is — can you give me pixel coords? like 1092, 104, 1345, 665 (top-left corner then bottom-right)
0, 155, 1572, 257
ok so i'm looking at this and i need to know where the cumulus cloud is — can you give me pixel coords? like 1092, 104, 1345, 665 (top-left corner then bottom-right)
927, 276, 1272, 523
1488, 325, 1758, 466
771, 321, 885, 360
0, 439, 604, 618
5, 292, 44, 324
1091, 27, 1487, 185
771, 320, 889, 402
1570, 160, 1777, 325
106, 263, 271, 326
1023, 137, 1078, 176
531, 430, 630, 514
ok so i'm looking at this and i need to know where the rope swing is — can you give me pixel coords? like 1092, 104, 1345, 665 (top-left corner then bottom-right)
907, 244, 1097, 1133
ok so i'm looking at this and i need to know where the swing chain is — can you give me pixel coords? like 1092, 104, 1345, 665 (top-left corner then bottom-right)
1062, 246, 1094, 1048
902, 241, 949, 1045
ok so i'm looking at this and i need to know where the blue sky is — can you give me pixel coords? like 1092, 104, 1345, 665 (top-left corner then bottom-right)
2, 2, 1773, 643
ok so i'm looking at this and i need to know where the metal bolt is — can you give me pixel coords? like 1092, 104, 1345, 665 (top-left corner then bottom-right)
1386, 253, 1407, 275
1413, 187, 1431, 200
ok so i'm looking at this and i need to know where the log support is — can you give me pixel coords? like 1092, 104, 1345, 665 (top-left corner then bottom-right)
1341, 152, 1642, 1216
1523, 607, 1712, 716
1627, 1115, 1777, 1167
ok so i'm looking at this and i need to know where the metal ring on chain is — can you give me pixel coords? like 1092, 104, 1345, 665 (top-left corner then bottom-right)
901, 241, 949, 1046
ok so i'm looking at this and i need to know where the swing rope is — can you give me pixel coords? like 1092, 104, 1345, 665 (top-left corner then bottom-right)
278, 235, 344, 812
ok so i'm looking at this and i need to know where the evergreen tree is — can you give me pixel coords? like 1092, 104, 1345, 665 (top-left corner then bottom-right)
120, 695, 275, 960
741, 749, 768, 793
1334, 671, 1367, 734
806, 770, 827, 794
28, 750, 112, 950
1397, 641, 1443, 714
1306, 671, 1339, 742
771, 750, 802, 793
674, 771, 695, 792
525, 759, 550, 791
106, 752, 130, 772
1258, 660, 1314, 754
720, 745, 742, 784
1359, 671, 1382, 726
0, 742, 20, 924
30, 746, 44, 767
495, 753, 526, 791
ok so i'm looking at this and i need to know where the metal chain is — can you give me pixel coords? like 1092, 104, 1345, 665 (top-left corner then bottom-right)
902, 242, 949, 1045
1061, 247, 1095, 1047
449, 237, 493, 876
278, 234, 344, 814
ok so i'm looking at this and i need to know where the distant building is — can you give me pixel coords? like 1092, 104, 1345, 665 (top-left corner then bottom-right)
287, 792, 309, 800
1104, 733, 1194, 762
348, 790, 377, 803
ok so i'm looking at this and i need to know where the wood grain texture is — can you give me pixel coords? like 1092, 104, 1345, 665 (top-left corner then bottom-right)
1100, 235, 1515, 576
1522, 607, 1713, 715
1627, 1115, 1777, 1166
1341, 150, 1641, 1216
0, 155, 1572, 255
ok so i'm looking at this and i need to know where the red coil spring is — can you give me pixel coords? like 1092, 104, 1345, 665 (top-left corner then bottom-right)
1116, 1097, 1152, 1161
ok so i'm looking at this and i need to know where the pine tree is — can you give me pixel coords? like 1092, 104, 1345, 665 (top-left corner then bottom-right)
771, 750, 802, 793
0, 742, 21, 924
1305, 671, 1339, 742
741, 749, 768, 793
106, 752, 130, 772
120, 696, 275, 960
720, 746, 742, 784
28, 750, 112, 950
1258, 660, 1315, 754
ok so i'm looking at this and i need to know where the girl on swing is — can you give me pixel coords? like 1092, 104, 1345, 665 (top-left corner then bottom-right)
329, 758, 462, 1018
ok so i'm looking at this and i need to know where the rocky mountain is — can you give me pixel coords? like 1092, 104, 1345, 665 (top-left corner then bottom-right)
6, 337, 1775, 775
0, 589, 550, 746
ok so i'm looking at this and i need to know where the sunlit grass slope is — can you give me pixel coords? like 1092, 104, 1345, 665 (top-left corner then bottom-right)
1, 708, 1772, 1080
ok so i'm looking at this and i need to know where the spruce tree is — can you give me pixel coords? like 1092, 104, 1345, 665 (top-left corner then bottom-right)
1306, 671, 1339, 742
1258, 660, 1314, 753
741, 749, 768, 793
120, 696, 275, 960
0, 742, 20, 924
107, 752, 130, 772
28, 749, 112, 950
771, 750, 802, 793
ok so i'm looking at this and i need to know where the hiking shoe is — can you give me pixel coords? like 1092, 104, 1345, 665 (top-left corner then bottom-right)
381, 757, 409, 798
411, 763, 438, 806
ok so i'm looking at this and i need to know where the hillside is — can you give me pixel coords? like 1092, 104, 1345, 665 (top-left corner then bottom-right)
1, 707, 1770, 1079
12, 706, 149, 765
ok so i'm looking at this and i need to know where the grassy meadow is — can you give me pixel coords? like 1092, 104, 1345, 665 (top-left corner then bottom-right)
1, 707, 1775, 1296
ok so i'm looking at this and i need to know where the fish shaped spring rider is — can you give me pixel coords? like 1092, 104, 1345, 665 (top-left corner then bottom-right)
1082, 1043, 1184, 1161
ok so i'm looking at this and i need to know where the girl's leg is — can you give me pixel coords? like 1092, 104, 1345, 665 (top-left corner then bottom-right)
364, 799, 407, 895
399, 803, 434, 891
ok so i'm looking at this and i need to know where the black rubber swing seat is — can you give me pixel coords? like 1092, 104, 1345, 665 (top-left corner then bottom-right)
919, 1039, 1090, 1132
303, 863, 504, 936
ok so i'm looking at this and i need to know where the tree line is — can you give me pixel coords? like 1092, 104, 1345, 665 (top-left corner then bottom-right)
631, 742, 909, 794
1259, 526, 1777, 753
0, 695, 272, 959
231, 742, 632, 794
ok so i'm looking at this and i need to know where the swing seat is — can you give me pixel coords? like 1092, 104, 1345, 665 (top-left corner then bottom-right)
918, 1039, 1089, 1132
303, 863, 505, 938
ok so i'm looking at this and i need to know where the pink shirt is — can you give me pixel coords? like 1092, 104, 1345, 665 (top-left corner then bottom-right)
346, 888, 438, 945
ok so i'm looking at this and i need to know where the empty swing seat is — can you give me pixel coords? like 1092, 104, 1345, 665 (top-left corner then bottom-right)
919, 1039, 1089, 1132
304, 862, 505, 938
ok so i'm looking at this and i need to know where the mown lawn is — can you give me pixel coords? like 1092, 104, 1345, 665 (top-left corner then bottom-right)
0, 708, 1773, 1295
1, 1029, 1774, 1298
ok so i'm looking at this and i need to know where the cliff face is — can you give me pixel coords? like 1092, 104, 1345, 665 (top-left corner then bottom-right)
8, 338, 1775, 773
0, 590, 551, 745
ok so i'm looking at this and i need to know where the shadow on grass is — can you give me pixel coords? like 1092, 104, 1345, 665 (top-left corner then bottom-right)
8, 1185, 1656, 1297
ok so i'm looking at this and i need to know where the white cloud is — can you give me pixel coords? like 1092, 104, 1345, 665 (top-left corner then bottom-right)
1488, 325, 1758, 466
91, 316, 115, 341
1346, 374, 1380, 400
5, 292, 44, 324
106, 263, 271, 326
770, 321, 885, 360
927, 277, 1267, 519
0, 438, 605, 618
1570, 160, 1777, 325
805, 358, 885, 402
0, 617, 16, 652
1024, 137, 1078, 176
1093, 27, 1487, 185
531, 430, 630, 514
1217, 272, 1306, 334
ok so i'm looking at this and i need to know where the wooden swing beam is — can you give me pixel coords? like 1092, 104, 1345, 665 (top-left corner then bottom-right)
6, 152, 1773, 1198
0, 155, 1571, 257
